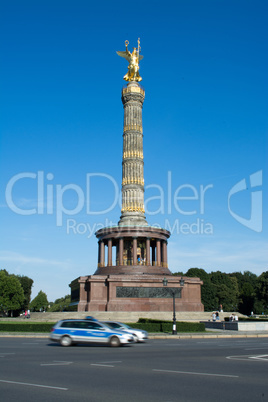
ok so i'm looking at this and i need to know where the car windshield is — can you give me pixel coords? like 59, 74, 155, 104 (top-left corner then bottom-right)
99, 322, 112, 329
104, 322, 121, 329
86, 322, 104, 330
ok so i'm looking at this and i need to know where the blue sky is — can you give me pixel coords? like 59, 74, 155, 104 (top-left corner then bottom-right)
0, 0, 267, 302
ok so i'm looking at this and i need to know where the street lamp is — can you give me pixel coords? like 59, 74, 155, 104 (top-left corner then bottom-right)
163, 277, 184, 335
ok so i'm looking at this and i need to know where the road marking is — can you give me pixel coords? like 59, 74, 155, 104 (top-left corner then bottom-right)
196, 341, 214, 344
153, 369, 239, 378
227, 354, 268, 361
91, 364, 114, 367
41, 361, 73, 366
0, 379, 68, 390
250, 355, 268, 361
97, 361, 122, 364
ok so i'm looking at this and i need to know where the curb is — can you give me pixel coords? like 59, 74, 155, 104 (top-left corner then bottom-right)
0, 334, 49, 338
149, 333, 268, 339
0, 332, 268, 339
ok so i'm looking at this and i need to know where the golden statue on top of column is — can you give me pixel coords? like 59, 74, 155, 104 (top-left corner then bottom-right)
117, 39, 143, 82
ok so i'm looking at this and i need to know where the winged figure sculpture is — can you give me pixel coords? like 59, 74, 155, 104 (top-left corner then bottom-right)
117, 39, 143, 82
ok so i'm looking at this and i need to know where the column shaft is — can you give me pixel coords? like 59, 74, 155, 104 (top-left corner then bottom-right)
98, 241, 101, 267
133, 238, 137, 265
119, 238, 123, 266
156, 239, 161, 266
146, 238, 151, 265
100, 241, 105, 267
119, 82, 147, 226
108, 239, 112, 266
162, 241, 168, 267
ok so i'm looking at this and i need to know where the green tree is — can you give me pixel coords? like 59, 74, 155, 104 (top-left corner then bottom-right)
17, 275, 34, 310
230, 271, 257, 314
255, 271, 268, 314
29, 290, 49, 312
240, 282, 255, 315
172, 271, 184, 276
49, 295, 71, 312
210, 271, 239, 311
243, 271, 258, 285
0, 270, 25, 316
185, 268, 217, 311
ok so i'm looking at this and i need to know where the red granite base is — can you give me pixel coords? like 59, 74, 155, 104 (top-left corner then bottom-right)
73, 274, 204, 312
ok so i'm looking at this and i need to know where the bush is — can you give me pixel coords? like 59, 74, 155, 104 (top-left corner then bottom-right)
134, 319, 205, 333
0, 320, 206, 334
162, 322, 205, 332
126, 322, 162, 332
0, 322, 55, 332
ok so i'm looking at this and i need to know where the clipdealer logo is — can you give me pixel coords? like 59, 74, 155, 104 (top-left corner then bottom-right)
5, 172, 119, 226
4, 170, 263, 235
228, 170, 263, 233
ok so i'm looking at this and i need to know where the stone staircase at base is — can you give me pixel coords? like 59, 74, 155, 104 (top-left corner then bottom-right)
10, 311, 246, 323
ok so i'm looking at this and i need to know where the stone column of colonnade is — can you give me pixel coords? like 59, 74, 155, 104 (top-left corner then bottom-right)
118, 81, 148, 226
97, 237, 168, 268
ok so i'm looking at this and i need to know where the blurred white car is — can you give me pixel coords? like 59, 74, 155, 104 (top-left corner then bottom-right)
101, 321, 148, 342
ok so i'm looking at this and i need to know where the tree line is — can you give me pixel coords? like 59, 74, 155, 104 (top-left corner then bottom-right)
174, 268, 268, 315
0, 269, 50, 316
0, 269, 33, 316
0, 269, 73, 316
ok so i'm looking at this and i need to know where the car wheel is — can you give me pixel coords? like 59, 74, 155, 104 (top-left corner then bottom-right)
60, 335, 72, 347
110, 336, 120, 347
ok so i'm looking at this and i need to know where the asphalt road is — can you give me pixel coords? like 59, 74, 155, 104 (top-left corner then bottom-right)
0, 337, 267, 402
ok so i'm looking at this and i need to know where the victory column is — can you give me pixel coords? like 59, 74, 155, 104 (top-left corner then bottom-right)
95, 39, 171, 273
117, 39, 147, 226
70, 40, 204, 313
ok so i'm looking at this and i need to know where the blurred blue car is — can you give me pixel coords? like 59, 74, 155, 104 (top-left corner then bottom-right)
50, 319, 134, 347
